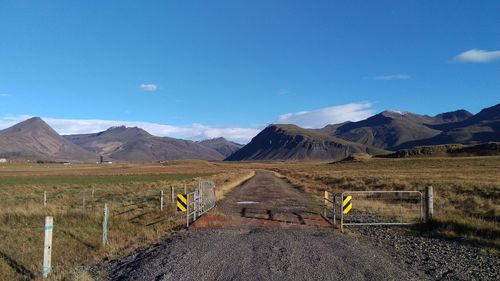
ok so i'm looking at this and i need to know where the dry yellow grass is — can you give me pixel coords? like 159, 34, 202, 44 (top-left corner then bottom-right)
254, 157, 499, 250
2, 157, 498, 280
0, 161, 252, 281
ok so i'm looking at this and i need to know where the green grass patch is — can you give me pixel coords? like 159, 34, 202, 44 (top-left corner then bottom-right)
0, 173, 212, 187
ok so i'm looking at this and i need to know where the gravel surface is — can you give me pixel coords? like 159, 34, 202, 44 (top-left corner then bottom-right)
100, 228, 422, 281
354, 226, 499, 281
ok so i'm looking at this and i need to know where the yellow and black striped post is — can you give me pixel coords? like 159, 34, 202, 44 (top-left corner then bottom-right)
342, 195, 352, 214
176, 194, 187, 212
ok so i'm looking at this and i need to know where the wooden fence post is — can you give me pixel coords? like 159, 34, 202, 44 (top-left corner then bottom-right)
42, 216, 53, 278
102, 204, 108, 246
425, 186, 433, 222
184, 184, 187, 194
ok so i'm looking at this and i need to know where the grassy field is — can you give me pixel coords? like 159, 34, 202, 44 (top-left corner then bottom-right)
0, 161, 253, 281
1, 157, 498, 280
253, 157, 499, 251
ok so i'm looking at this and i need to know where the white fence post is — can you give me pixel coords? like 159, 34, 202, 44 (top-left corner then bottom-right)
425, 186, 433, 222
160, 190, 164, 211
333, 195, 337, 227
102, 204, 108, 246
186, 195, 190, 228
42, 216, 53, 278
171, 186, 175, 203
82, 191, 86, 213
43, 191, 47, 208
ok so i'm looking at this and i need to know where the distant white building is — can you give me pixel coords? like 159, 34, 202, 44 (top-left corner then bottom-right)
0, 158, 7, 163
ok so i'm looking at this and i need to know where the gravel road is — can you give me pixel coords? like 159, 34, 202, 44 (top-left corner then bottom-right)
99, 171, 424, 281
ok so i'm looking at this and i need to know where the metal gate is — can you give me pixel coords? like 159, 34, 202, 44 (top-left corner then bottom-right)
323, 190, 424, 231
185, 180, 216, 227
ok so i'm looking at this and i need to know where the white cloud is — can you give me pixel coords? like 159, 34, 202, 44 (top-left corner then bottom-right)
0, 115, 32, 129
454, 49, 500, 63
277, 102, 375, 128
373, 74, 410, 81
0, 93, 10, 97
0, 115, 259, 144
140, 83, 158, 91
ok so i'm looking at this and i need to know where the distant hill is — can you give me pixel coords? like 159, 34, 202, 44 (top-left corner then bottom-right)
197, 137, 243, 158
381, 142, 500, 158
393, 103, 500, 149
330, 109, 475, 150
225, 124, 389, 161
0, 117, 98, 162
432, 109, 473, 124
64, 126, 224, 162
331, 111, 442, 150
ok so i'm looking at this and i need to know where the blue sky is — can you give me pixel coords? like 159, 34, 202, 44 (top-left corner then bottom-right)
0, 1, 499, 142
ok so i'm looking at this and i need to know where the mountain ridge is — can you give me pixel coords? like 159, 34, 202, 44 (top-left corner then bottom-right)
64, 126, 224, 162
0, 117, 98, 162
225, 124, 389, 161
197, 137, 243, 158
1, 103, 498, 163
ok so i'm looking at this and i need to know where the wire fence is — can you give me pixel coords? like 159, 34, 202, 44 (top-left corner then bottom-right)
323, 190, 425, 231
0, 183, 200, 280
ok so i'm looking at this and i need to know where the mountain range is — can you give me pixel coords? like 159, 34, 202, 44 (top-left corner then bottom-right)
0, 118, 239, 162
0, 117, 98, 162
63, 126, 225, 162
226, 103, 499, 161
0, 103, 498, 162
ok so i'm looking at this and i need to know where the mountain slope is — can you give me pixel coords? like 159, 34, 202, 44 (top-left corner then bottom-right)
331, 109, 475, 150
65, 126, 224, 162
197, 137, 243, 158
0, 117, 98, 162
432, 109, 473, 124
332, 111, 442, 150
381, 142, 500, 158
396, 103, 500, 148
225, 124, 388, 161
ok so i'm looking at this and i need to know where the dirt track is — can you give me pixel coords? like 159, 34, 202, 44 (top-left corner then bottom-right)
192, 170, 330, 228
101, 171, 423, 281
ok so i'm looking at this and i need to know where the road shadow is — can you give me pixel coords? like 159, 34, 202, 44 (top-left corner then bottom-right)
239, 207, 318, 226
60, 229, 98, 250
0, 250, 34, 280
